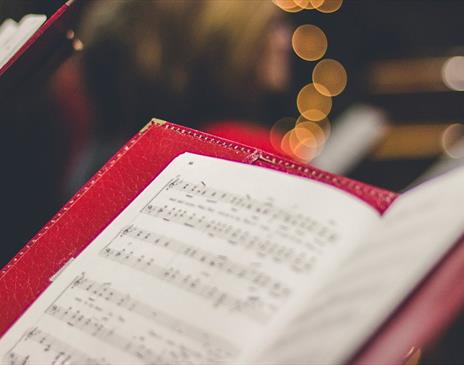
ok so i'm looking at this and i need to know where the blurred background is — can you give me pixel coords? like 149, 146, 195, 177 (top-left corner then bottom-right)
0, 1, 463, 363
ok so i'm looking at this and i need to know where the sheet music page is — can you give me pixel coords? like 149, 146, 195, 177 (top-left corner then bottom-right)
247, 166, 464, 365
0, 153, 379, 364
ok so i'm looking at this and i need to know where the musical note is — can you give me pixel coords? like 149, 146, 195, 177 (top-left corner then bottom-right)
4, 328, 105, 365
72, 276, 239, 360
0, 153, 374, 365
141, 205, 320, 273
46, 304, 162, 364
98, 247, 274, 323
165, 179, 338, 242
119, 225, 291, 296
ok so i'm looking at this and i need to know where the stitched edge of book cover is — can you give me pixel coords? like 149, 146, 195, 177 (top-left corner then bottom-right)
0, 120, 400, 359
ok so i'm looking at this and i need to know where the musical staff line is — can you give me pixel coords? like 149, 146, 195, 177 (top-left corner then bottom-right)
166, 179, 338, 241
4, 328, 104, 365
46, 304, 161, 364
141, 204, 317, 273
140, 177, 180, 213
98, 247, 273, 323
121, 225, 291, 296
72, 275, 239, 360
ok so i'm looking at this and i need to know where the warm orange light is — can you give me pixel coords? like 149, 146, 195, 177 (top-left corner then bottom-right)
296, 118, 330, 142
280, 129, 295, 157
289, 127, 318, 161
292, 24, 328, 61
66, 30, 75, 40
311, 0, 343, 13
73, 39, 84, 51
313, 58, 348, 96
298, 116, 330, 149
309, 0, 326, 8
274, 117, 330, 162
297, 83, 332, 121
294, 0, 316, 9
273, 0, 303, 13
270, 117, 297, 152
281, 118, 330, 162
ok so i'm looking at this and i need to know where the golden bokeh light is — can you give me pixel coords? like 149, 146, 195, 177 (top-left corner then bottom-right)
297, 83, 332, 121
270, 117, 297, 152
311, 0, 343, 13
292, 25, 328, 61
296, 117, 331, 142
293, 0, 316, 9
280, 129, 296, 157
66, 30, 75, 40
313, 58, 348, 96
271, 116, 331, 162
289, 127, 319, 161
309, 0, 325, 8
273, 0, 303, 13
73, 39, 84, 51
442, 56, 464, 91
441, 123, 464, 158
297, 117, 331, 151
280, 118, 331, 162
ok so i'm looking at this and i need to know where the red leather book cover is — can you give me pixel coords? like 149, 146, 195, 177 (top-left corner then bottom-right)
0, 119, 461, 364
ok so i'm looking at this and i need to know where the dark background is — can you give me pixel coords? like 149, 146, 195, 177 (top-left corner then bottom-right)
0, 1, 463, 363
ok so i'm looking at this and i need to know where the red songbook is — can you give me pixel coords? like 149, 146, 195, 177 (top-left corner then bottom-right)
0, 119, 462, 365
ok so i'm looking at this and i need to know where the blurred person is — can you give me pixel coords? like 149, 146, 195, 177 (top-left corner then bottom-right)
0, 0, 76, 267
61, 0, 291, 192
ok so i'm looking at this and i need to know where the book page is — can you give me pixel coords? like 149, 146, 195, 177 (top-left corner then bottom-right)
248, 166, 464, 365
0, 19, 18, 47
0, 14, 46, 69
0, 153, 379, 364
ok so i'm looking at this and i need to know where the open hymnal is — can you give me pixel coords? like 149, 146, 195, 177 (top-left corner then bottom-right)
0, 152, 463, 364
0, 14, 46, 70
